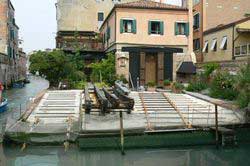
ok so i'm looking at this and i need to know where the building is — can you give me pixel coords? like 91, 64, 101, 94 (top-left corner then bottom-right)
192, 0, 250, 62
0, 0, 19, 85
17, 48, 27, 80
100, 0, 192, 86
202, 17, 250, 62
55, 0, 137, 53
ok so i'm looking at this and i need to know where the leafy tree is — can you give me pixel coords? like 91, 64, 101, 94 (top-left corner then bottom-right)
90, 53, 116, 86
29, 50, 85, 87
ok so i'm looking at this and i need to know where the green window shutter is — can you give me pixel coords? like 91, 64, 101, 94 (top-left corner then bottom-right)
185, 23, 189, 36
107, 27, 110, 39
160, 21, 164, 35
148, 21, 152, 35
120, 19, 124, 33
132, 19, 136, 34
175, 22, 179, 35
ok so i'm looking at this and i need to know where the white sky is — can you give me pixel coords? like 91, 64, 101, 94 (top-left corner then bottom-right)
12, 0, 181, 53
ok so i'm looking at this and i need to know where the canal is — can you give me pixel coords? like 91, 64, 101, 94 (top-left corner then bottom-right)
0, 76, 250, 166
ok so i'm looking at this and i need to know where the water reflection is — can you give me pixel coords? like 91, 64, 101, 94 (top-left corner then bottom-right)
1, 144, 250, 166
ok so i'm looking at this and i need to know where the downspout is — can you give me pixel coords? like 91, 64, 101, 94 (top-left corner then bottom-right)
232, 25, 235, 60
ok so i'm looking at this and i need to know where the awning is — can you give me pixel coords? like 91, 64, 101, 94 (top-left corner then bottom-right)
202, 41, 208, 53
177, 62, 196, 74
220, 36, 227, 50
211, 39, 217, 51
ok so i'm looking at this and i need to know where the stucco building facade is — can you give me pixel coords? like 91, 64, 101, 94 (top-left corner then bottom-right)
0, 0, 20, 85
100, 1, 191, 86
203, 17, 250, 62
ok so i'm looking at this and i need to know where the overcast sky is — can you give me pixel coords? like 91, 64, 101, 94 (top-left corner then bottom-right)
12, 0, 181, 53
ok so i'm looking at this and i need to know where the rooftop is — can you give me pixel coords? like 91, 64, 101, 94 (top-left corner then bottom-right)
115, 0, 187, 10
204, 17, 250, 35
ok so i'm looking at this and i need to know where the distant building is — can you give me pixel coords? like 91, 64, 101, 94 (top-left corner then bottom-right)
0, 0, 20, 85
100, 1, 192, 86
203, 17, 250, 62
17, 48, 27, 80
192, 0, 250, 62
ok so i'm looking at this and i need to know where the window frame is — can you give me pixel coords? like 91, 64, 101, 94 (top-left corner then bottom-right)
120, 18, 136, 34
235, 46, 241, 56
97, 12, 104, 22
241, 44, 247, 55
149, 20, 163, 35
193, 13, 200, 30
193, 38, 200, 51
175, 21, 189, 36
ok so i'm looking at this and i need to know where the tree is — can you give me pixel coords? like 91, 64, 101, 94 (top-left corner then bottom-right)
29, 50, 85, 87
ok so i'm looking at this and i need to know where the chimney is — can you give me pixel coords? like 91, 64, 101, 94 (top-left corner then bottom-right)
182, 0, 188, 8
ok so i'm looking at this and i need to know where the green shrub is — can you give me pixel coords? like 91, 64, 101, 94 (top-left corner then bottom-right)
163, 79, 171, 86
209, 71, 237, 100
203, 63, 220, 78
147, 81, 156, 87
72, 81, 86, 89
186, 81, 208, 92
236, 62, 250, 108
173, 82, 184, 90
117, 75, 128, 84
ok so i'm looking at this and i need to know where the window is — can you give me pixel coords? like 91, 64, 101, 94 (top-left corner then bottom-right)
193, 13, 200, 30
98, 12, 104, 22
220, 36, 227, 50
248, 44, 250, 54
175, 22, 189, 36
211, 38, 217, 51
106, 27, 110, 41
120, 19, 136, 34
241, 45, 247, 55
203, 41, 209, 53
193, 38, 200, 51
193, 0, 200, 6
235, 46, 240, 56
148, 21, 164, 35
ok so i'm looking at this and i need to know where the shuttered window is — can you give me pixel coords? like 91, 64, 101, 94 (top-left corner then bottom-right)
175, 22, 189, 36
106, 27, 110, 41
193, 13, 200, 30
120, 19, 136, 34
148, 21, 164, 35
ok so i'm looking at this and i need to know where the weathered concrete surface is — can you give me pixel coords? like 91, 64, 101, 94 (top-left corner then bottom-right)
6, 90, 82, 135
81, 91, 244, 132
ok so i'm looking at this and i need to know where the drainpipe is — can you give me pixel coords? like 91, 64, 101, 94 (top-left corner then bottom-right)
232, 25, 235, 60
188, 0, 196, 63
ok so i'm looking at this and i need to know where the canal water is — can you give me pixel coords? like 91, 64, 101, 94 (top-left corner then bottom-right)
0, 76, 250, 166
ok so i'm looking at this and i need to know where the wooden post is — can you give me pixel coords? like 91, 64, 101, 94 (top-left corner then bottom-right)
19, 104, 22, 118
215, 104, 219, 149
119, 111, 125, 155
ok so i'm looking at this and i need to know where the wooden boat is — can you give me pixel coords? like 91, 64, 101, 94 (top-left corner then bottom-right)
0, 99, 8, 113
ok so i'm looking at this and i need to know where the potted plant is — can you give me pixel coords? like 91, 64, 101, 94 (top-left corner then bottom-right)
163, 79, 172, 89
147, 81, 156, 92
172, 82, 184, 93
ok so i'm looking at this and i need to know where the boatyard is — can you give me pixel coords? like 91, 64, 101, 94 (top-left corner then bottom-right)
3, 82, 247, 151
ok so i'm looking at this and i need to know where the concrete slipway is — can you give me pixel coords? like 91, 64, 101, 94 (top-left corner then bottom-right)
4, 90, 246, 146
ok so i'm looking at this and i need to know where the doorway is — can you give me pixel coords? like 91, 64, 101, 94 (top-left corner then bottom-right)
145, 53, 157, 85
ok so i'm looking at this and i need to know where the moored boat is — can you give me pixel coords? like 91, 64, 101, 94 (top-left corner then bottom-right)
0, 99, 8, 113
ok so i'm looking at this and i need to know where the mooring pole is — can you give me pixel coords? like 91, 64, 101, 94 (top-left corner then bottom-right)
119, 111, 125, 155
20, 104, 22, 117
215, 104, 219, 149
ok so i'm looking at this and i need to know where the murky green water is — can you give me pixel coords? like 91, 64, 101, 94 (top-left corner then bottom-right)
1, 76, 250, 166
1, 144, 250, 166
